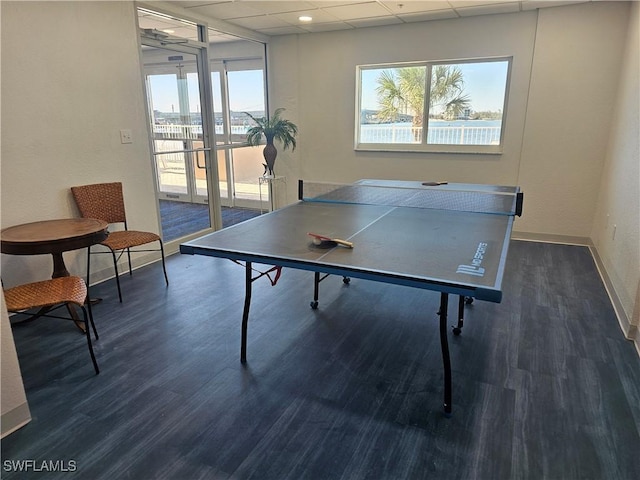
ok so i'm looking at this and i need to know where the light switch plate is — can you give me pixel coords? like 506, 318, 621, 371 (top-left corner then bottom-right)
120, 129, 133, 144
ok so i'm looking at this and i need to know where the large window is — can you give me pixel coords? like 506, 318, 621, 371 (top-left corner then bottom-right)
356, 58, 511, 154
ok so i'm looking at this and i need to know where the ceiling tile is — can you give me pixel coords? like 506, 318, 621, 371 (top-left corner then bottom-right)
300, 22, 356, 33
308, 1, 373, 7
379, 1, 455, 14
521, 0, 586, 10
235, 1, 320, 15
347, 16, 404, 28
273, 9, 343, 25
456, 2, 521, 17
227, 15, 292, 29
323, 2, 392, 21
160, 0, 594, 37
257, 25, 311, 35
399, 10, 460, 22
178, 1, 230, 7
449, 0, 518, 7
185, 2, 264, 20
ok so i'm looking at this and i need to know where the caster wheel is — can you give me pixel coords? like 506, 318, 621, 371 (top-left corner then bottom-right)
310, 301, 319, 310
452, 327, 462, 336
343, 277, 351, 284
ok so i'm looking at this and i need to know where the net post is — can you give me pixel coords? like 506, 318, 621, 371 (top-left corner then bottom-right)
298, 179, 304, 201
516, 192, 524, 216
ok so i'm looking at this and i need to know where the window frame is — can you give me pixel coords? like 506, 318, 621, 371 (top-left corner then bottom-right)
354, 56, 512, 155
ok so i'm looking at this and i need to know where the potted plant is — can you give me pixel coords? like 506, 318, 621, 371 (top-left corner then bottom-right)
245, 108, 298, 177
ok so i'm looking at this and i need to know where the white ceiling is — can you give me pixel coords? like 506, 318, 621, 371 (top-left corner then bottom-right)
165, 0, 592, 37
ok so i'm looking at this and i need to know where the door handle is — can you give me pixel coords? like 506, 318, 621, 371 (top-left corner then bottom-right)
151, 147, 210, 169
152, 147, 211, 155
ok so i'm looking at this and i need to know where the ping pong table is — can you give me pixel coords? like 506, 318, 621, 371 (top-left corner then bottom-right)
180, 179, 523, 415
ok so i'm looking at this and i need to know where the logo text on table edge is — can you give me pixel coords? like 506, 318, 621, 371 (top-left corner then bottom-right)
456, 242, 488, 277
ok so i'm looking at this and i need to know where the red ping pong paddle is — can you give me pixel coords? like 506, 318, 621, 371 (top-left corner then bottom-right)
307, 232, 354, 249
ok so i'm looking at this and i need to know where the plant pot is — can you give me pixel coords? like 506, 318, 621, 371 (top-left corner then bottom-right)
263, 142, 277, 176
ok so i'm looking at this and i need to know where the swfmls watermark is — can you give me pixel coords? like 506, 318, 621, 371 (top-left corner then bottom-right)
3, 459, 77, 473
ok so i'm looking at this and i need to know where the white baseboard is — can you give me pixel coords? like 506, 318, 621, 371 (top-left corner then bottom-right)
511, 231, 591, 246
87, 234, 203, 284
631, 326, 640, 357
1, 402, 31, 439
87, 251, 164, 286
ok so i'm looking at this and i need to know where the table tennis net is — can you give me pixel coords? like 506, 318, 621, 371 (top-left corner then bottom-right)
299, 181, 522, 216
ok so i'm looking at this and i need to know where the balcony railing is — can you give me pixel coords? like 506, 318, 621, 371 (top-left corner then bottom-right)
360, 124, 501, 145
152, 122, 502, 146
152, 124, 248, 139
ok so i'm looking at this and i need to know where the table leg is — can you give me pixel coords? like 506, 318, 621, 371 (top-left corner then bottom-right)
51, 252, 70, 278
241, 261, 252, 364
439, 292, 452, 417
311, 272, 321, 309
310, 272, 348, 310
86, 246, 103, 306
453, 295, 465, 335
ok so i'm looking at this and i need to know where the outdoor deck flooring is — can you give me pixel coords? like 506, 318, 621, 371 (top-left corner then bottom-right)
159, 200, 261, 241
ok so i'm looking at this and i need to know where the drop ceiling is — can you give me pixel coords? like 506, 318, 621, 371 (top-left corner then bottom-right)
163, 0, 591, 37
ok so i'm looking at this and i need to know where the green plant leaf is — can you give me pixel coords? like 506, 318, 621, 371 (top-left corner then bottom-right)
244, 108, 298, 151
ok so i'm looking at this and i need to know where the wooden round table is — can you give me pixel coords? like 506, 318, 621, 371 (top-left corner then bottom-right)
1, 218, 109, 278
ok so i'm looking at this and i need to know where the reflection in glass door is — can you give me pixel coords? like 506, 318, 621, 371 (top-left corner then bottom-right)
146, 55, 207, 204
140, 35, 219, 241
138, 7, 269, 241
210, 50, 268, 209
227, 68, 268, 208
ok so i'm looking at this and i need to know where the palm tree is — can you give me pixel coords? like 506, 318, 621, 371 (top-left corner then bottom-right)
375, 65, 470, 136
245, 108, 298, 176
429, 65, 470, 119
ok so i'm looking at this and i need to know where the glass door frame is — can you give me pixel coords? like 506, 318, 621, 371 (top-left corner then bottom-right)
141, 33, 223, 232
144, 60, 205, 204
210, 54, 270, 210
210, 62, 234, 207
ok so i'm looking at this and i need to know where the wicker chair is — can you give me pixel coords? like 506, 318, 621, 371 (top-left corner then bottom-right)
3, 276, 100, 374
71, 182, 168, 302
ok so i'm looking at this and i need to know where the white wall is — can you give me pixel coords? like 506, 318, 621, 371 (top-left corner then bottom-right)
268, 2, 630, 240
1, 1, 158, 289
1, 297, 31, 438
518, 2, 629, 237
591, 2, 640, 343
1, 1, 159, 436
268, 11, 538, 190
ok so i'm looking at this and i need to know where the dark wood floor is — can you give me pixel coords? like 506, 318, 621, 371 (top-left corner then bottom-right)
2, 241, 639, 479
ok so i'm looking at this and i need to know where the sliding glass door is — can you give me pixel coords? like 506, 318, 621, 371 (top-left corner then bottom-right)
145, 52, 209, 204
210, 43, 268, 209
138, 8, 268, 241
